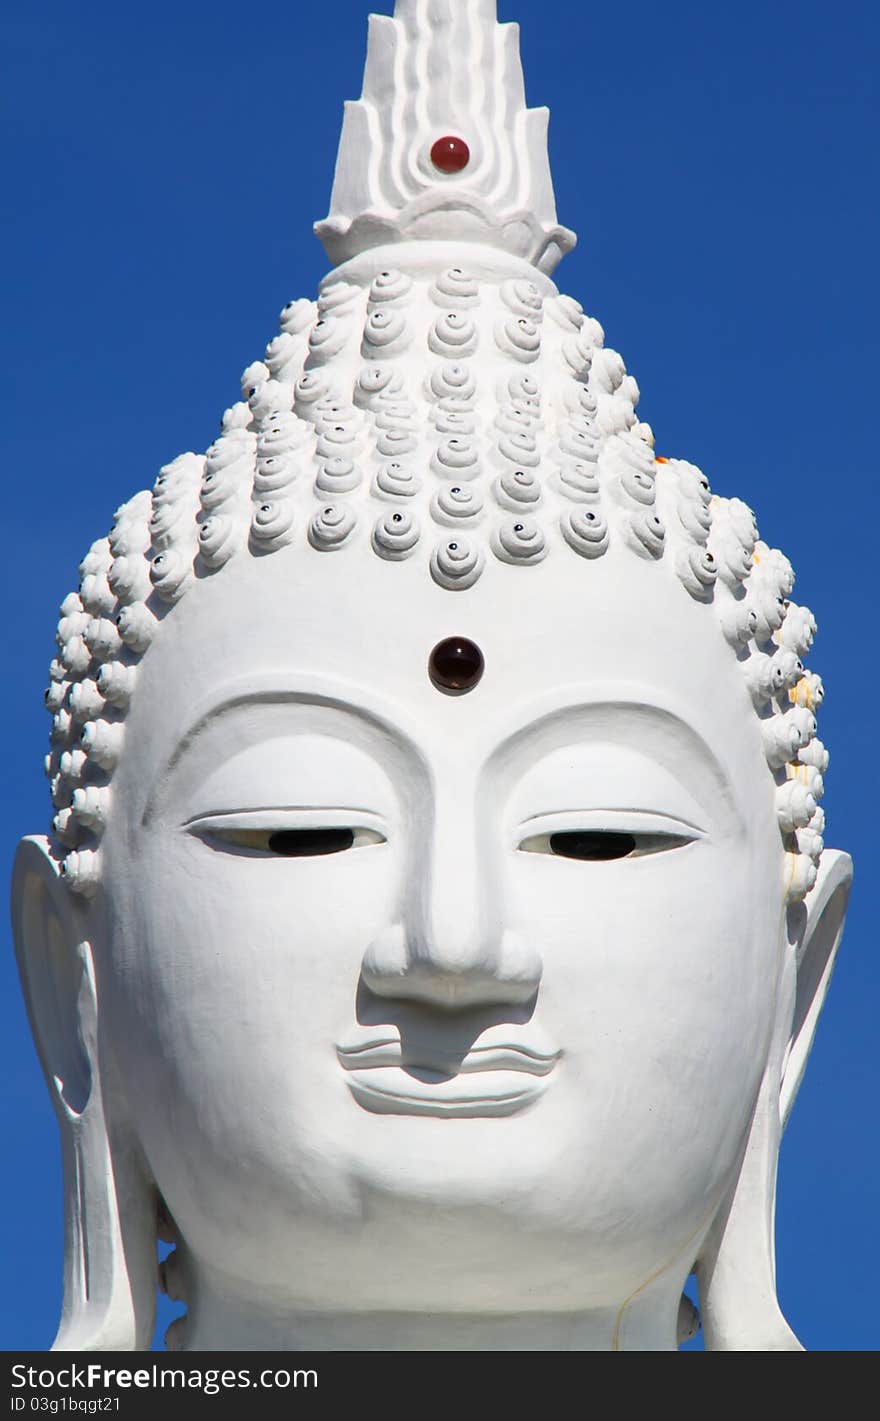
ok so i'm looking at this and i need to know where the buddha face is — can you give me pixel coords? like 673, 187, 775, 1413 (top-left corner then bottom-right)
95, 540, 784, 1314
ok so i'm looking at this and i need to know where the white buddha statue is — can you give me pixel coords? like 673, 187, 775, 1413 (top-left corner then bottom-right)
12, 0, 851, 1352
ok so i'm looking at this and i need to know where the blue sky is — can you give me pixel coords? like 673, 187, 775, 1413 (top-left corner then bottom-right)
2, 0, 877, 1350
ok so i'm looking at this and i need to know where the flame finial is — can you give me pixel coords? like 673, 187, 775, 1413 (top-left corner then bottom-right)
315, 0, 576, 274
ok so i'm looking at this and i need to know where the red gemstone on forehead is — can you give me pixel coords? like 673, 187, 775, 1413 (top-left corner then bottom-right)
430, 135, 470, 173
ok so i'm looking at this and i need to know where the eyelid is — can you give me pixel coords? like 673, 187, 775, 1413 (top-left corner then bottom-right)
183, 807, 389, 836
515, 809, 707, 845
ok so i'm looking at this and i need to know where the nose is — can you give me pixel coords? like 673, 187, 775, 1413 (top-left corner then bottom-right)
361, 786, 542, 1009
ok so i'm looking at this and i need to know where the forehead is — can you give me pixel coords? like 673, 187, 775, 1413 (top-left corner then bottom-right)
120, 539, 768, 806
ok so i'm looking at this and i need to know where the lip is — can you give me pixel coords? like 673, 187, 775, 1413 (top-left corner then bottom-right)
337, 1026, 561, 1118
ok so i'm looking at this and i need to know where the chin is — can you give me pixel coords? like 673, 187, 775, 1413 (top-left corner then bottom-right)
226, 1190, 692, 1315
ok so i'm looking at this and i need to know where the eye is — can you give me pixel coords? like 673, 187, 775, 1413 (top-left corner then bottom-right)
549, 830, 636, 860
269, 828, 353, 855
518, 828, 694, 859
193, 825, 385, 856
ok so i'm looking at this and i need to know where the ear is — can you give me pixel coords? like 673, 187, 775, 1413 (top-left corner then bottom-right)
12, 836, 157, 1350
779, 850, 852, 1129
697, 849, 853, 1351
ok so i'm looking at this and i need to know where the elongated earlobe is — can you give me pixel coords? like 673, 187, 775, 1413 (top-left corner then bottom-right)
697, 849, 852, 1350
11, 836, 157, 1350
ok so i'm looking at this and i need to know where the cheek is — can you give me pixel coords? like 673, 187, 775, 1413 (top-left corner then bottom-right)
100, 832, 401, 1167
509, 839, 780, 1188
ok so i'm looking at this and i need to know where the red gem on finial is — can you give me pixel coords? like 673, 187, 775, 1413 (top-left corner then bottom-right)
430, 135, 470, 174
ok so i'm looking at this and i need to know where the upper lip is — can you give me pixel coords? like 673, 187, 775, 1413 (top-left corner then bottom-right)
336, 1028, 561, 1078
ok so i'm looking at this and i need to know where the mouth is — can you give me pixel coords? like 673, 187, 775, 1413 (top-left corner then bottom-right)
336, 1028, 561, 1118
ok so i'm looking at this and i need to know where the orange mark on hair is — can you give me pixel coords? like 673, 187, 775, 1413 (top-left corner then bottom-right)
789, 679, 815, 710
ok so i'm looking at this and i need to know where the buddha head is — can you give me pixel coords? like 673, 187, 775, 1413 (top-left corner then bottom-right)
12, 0, 851, 1353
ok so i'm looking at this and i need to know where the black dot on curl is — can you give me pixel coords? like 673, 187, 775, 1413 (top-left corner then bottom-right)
429, 637, 485, 696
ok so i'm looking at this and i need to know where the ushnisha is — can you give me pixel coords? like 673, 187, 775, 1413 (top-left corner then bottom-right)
15, 0, 850, 1355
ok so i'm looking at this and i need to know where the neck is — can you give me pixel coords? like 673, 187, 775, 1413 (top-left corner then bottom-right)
166, 1260, 685, 1352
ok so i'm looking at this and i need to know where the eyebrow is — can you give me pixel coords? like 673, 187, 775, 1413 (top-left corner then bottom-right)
142, 676, 742, 829
488, 698, 743, 829
141, 682, 427, 826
